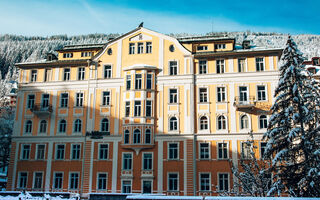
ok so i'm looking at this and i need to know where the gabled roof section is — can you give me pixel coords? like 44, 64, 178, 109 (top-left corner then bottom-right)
93, 26, 191, 61
57, 43, 105, 52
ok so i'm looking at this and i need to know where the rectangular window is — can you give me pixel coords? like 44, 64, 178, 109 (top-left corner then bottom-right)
239, 86, 248, 102
33, 172, 43, 189
169, 89, 178, 103
123, 153, 132, 170
218, 143, 228, 159
63, 68, 70, 81
169, 61, 178, 75
31, 70, 37, 82
71, 144, 81, 160
41, 93, 49, 108
200, 143, 210, 159
238, 58, 246, 72
97, 173, 107, 190
69, 172, 79, 190
199, 60, 207, 74
63, 53, 73, 58
146, 42, 152, 53
215, 43, 226, 49
126, 75, 131, 90
60, 93, 69, 108
21, 144, 30, 160
143, 153, 152, 170
134, 101, 141, 116
168, 143, 178, 160
142, 180, 152, 194
56, 144, 65, 160
102, 91, 110, 106
257, 85, 266, 101
200, 173, 210, 191
125, 102, 130, 117
18, 172, 28, 188
104, 65, 112, 78
122, 180, 132, 193
53, 172, 63, 189
217, 87, 226, 102
78, 67, 85, 80
137, 42, 144, 54
199, 88, 208, 103
218, 173, 229, 191
44, 69, 51, 82
99, 144, 108, 160
81, 52, 92, 57
135, 74, 142, 89
260, 142, 267, 158
27, 94, 35, 109
129, 43, 135, 54
146, 100, 152, 117
197, 45, 208, 51
146, 74, 152, 89
36, 144, 45, 160
256, 57, 264, 71
168, 173, 178, 191
216, 59, 225, 74
76, 93, 84, 107
241, 142, 251, 159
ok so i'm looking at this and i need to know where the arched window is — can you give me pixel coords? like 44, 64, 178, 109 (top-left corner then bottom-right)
74, 119, 82, 133
217, 115, 226, 130
145, 129, 151, 144
101, 118, 109, 132
124, 130, 130, 144
240, 115, 249, 129
169, 117, 178, 131
59, 119, 67, 133
259, 115, 268, 129
25, 120, 32, 133
133, 129, 141, 144
39, 120, 47, 133
200, 116, 208, 130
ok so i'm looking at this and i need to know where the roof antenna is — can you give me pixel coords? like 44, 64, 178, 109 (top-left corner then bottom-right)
138, 22, 144, 28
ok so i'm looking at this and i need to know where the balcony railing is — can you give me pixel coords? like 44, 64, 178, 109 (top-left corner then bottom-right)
31, 104, 53, 115
86, 131, 110, 139
234, 96, 256, 109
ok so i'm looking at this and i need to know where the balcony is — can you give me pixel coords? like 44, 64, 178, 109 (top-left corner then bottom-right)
234, 96, 256, 112
31, 104, 52, 116
86, 131, 110, 139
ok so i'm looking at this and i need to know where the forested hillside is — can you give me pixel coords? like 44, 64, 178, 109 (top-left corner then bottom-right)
1, 31, 320, 84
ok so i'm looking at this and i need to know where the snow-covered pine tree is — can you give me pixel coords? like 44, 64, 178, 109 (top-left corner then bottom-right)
263, 36, 320, 197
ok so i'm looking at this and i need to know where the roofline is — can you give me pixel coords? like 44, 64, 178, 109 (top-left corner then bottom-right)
178, 37, 235, 44
15, 59, 91, 68
194, 48, 283, 58
56, 47, 104, 52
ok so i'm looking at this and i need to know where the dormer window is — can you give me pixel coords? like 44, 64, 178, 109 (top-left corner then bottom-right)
81, 52, 92, 57
214, 44, 226, 50
63, 53, 73, 58
197, 45, 208, 51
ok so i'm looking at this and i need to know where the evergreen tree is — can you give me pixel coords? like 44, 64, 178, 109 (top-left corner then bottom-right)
263, 36, 320, 197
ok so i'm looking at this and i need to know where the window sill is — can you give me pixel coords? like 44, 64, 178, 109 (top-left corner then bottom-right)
168, 103, 179, 105
198, 102, 209, 104
100, 105, 111, 107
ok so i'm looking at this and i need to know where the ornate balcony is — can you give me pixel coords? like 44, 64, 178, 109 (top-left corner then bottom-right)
31, 104, 52, 116
234, 96, 256, 112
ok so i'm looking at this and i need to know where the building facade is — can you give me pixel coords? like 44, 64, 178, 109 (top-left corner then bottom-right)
7, 26, 282, 197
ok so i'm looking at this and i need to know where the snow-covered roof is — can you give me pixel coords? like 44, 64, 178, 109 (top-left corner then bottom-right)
57, 43, 105, 51
178, 35, 234, 43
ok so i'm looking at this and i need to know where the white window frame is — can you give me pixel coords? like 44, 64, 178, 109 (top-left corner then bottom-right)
169, 88, 178, 104
217, 115, 227, 131
96, 172, 108, 190
239, 86, 249, 103
36, 144, 46, 160
122, 179, 132, 193
78, 67, 85, 80
60, 92, 69, 108
199, 115, 209, 132
145, 129, 152, 144
99, 143, 109, 160
199, 87, 208, 103
169, 60, 178, 76
103, 64, 112, 79
168, 116, 179, 132
58, 119, 67, 134
199, 142, 210, 160
63, 68, 70, 81
238, 58, 247, 72
239, 114, 250, 131
27, 94, 35, 109
168, 142, 179, 160
122, 152, 133, 170
145, 100, 152, 117
126, 75, 131, 90
257, 85, 267, 101
24, 120, 33, 134
167, 172, 179, 192
133, 129, 141, 144
216, 59, 225, 74
101, 91, 111, 106
255, 57, 265, 72
73, 119, 82, 133
199, 60, 207, 74
146, 42, 152, 54
199, 172, 211, 192
18, 171, 28, 189
100, 118, 110, 133
217, 142, 229, 160
30, 70, 37, 82
69, 172, 80, 190
142, 179, 153, 194
53, 171, 64, 190
125, 101, 130, 117
146, 73, 153, 89
33, 171, 43, 189
217, 173, 230, 192
197, 45, 208, 51
137, 42, 144, 54
142, 152, 153, 170
217, 86, 226, 103
129, 43, 135, 54
75, 92, 84, 107
260, 142, 267, 160
38, 120, 47, 134
55, 144, 65, 160
259, 115, 268, 130
71, 143, 81, 160
241, 142, 251, 159
135, 74, 142, 89
21, 144, 31, 160
134, 101, 141, 116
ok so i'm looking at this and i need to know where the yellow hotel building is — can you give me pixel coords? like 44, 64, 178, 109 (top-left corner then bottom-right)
7, 26, 282, 197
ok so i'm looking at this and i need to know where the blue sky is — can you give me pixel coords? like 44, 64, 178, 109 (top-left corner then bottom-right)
0, 0, 318, 36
